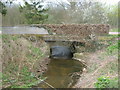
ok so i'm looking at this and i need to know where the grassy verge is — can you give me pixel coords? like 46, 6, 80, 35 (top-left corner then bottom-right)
2, 35, 49, 88
110, 28, 119, 32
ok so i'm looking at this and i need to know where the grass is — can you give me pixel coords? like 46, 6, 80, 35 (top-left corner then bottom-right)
110, 28, 119, 32
2, 34, 48, 88
9, 66, 47, 88
2, 66, 46, 88
98, 34, 119, 56
29, 46, 42, 57
107, 43, 118, 55
76, 36, 119, 88
94, 76, 118, 88
94, 38, 118, 88
26, 45, 43, 62
0, 72, 2, 87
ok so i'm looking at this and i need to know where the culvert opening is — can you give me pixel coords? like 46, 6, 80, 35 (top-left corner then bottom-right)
49, 46, 74, 60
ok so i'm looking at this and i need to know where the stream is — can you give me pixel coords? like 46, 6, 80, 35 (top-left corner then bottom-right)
2, 26, 85, 88
37, 59, 84, 88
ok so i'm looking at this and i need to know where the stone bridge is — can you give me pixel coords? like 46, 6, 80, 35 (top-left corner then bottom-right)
33, 24, 110, 53
33, 24, 109, 41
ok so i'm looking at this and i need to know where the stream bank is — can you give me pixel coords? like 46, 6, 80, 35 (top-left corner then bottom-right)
73, 35, 118, 88
2, 34, 85, 88
2, 34, 50, 88
2, 34, 118, 88
2, 34, 86, 88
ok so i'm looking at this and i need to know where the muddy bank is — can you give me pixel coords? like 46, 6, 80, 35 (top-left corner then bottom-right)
34, 57, 51, 77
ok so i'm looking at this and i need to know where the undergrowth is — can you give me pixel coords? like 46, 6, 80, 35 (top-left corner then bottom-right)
106, 41, 118, 55
94, 35, 118, 88
94, 76, 118, 89
2, 35, 48, 88
110, 28, 118, 32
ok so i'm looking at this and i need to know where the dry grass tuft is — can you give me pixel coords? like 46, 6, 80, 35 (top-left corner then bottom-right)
2, 34, 50, 88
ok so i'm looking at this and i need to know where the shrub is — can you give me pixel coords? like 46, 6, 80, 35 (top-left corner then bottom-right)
94, 76, 118, 89
107, 41, 118, 54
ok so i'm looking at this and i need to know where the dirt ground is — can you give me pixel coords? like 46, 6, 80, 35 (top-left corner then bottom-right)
73, 37, 118, 88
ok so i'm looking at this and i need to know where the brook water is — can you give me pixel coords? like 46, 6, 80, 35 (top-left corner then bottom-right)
2, 26, 85, 88
38, 59, 84, 88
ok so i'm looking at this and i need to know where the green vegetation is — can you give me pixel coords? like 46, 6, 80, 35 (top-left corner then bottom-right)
2, 35, 48, 88
110, 28, 118, 32
100, 61, 118, 75
1, 0, 119, 88
1, 0, 119, 28
81, 35, 118, 88
94, 36, 118, 89
94, 76, 118, 88
98, 34, 119, 55
107, 35, 119, 55
0, 72, 2, 87
2, 66, 46, 88
107, 41, 118, 55
0, 1, 7, 16
107, 5, 118, 28
19, 1, 48, 24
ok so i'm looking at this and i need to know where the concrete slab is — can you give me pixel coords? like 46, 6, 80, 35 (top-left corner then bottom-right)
109, 32, 120, 35
1, 26, 49, 34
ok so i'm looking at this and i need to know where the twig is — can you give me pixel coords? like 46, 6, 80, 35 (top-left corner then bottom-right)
42, 80, 55, 89
73, 58, 87, 67
35, 76, 56, 89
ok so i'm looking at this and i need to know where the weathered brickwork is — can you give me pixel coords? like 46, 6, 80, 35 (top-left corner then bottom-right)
34, 24, 110, 37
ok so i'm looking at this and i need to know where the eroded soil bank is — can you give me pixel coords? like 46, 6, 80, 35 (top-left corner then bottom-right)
73, 36, 118, 88
2, 34, 51, 88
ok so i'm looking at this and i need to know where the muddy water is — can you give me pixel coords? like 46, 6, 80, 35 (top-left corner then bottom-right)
2, 26, 84, 88
38, 59, 84, 88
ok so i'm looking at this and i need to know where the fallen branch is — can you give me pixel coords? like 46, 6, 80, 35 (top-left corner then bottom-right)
35, 76, 56, 89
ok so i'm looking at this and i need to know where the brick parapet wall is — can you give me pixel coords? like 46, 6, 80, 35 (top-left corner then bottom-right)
33, 24, 110, 40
